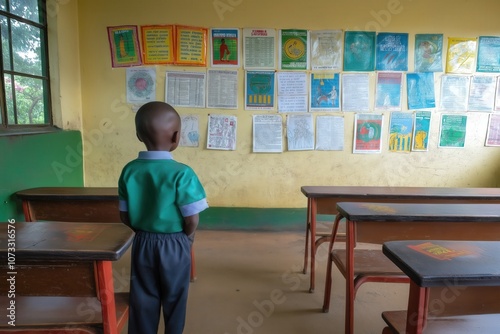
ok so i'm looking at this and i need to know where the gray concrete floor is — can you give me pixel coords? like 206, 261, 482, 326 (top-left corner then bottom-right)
114, 230, 409, 334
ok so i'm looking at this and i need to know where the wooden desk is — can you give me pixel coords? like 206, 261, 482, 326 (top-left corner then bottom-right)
16, 187, 197, 281
323, 202, 500, 334
382, 240, 500, 334
0, 222, 134, 334
301, 186, 500, 292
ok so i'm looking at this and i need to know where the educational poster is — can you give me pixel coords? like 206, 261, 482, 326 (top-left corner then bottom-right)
353, 113, 383, 154
310, 30, 343, 70
286, 114, 314, 151
445, 37, 477, 74
468, 76, 496, 112
343, 31, 376, 72
438, 114, 467, 148
242, 28, 276, 69
245, 71, 275, 110
414, 34, 443, 72
476, 36, 500, 72
412, 111, 432, 152
310, 73, 340, 111
315, 115, 344, 151
496, 77, 500, 112
207, 70, 238, 109
280, 29, 308, 70
179, 115, 200, 147
406, 72, 436, 110
210, 28, 240, 67
388, 112, 413, 153
485, 114, 500, 146
277, 71, 308, 112
342, 73, 370, 112
174, 25, 208, 66
252, 114, 283, 153
126, 67, 155, 103
165, 71, 206, 108
375, 72, 403, 111
107, 25, 142, 67
439, 75, 470, 111
375, 32, 409, 71
207, 114, 237, 150
140, 25, 174, 64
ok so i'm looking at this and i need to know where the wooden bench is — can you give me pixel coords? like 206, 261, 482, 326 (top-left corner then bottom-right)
321, 202, 500, 334
16, 187, 197, 281
0, 222, 134, 334
382, 240, 500, 334
301, 186, 500, 292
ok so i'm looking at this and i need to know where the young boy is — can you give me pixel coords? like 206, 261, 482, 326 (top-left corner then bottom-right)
118, 101, 208, 334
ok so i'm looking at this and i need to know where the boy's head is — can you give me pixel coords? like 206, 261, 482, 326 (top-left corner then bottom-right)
135, 101, 181, 152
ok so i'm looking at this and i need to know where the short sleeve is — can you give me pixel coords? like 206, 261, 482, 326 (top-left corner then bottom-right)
176, 167, 208, 217
118, 171, 129, 212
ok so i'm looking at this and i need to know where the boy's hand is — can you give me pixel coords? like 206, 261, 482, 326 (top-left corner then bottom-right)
187, 232, 195, 245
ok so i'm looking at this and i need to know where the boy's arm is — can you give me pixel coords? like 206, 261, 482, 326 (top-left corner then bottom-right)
184, 213, 199, 243
120, 210, 135, 231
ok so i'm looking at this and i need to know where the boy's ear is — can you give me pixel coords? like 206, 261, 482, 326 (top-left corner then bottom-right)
172, 130, 180, 144
136, 132, 144, 142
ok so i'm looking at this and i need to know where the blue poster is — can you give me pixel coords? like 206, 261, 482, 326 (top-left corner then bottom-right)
389, 112, 414, 152
476, 36, 500, 73
245, 70, 275, 110
376, 32, 409, 71
415, 34, 443, 72
375, 72, 402, 111
343, 31, 375, 71
310, 73, 340, 111
406, 72, 436, 110
412, 111, 431, 151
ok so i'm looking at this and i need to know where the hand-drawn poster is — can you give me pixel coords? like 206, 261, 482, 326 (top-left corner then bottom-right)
375, 72, 403, 111
376, 32, 408, 71
342, 73, 370, 112
445, 37, 477, 74
280, 29, 308, 70
243, 28, 276, 69
496, 77, 500, 112
286, 114, 314, 150
388, 112, 413, 153
210, 28, 240, 67
140, 25, 174, 65
414, 34, 443, 72
310, 30, 343, 70
485, 114, 500, 146
353, 113, 383, 154
207, 114, 237, 150
180, 115, 200, 147
439, 114, 467, 148
343, 31, 375, 72
412, 111, 432, 152
310, 73, 340, 111
406, 72, 436, 110
439, 75, 470, 111
245, 71, 275, 110
175, 25, 207, 66
476, 36, 500, 73
107, 25, 142, 67
207, 70, 238, 109
126, 67, 155, 103
165, 71, 206, 108
277, 71, 308, 112
252, 114, 283, 153
315, 115, 344, 151
468, 76, 496, 112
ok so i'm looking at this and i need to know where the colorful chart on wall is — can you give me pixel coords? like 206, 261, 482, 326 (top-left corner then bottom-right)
414, 34, 443, 72
210, 28, 240, 67
174, 25, 208, 66
343, 31, 375, 71
245, 70, 275, 110
406, 72, 436, 110
445, 37, 477, 73
107, 25, 142, 68
476, 36, 500, 73
376, 32, 408, 71
310, 73, 340, 111
412, 111, 432, 152
388, 112, 413, 153
353, 113, 383, 154
438, 114, 467, 148
140, 25, 174, 65
280, 29, 308, 70
126, 67, 155, 103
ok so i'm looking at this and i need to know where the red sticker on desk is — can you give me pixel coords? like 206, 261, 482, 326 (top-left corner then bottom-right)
408, 242, 472, 260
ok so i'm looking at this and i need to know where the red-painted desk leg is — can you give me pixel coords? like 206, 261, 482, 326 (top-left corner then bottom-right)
309, 198, 317, 293
303, 198, 311, 275
96, 261, 118, 334
405, 281, 428, 334
345, 219, 355, 334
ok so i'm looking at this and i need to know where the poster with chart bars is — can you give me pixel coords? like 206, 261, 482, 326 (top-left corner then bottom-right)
165, 71, 206, 108
207, 114, 237, 150
245, 71, 275, 110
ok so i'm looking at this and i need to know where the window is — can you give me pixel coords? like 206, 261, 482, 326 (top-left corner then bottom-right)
0, 0, 51, 132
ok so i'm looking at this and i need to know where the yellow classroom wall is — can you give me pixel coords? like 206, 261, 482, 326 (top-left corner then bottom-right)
57, 0, 500, 208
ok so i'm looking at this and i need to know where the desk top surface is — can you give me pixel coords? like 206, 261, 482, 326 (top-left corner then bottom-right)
16, 187, 119, 200
301, 186, 500, 199
383, 240, 500, 287
336, 202, 500, 222
0, 222, 134, 261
